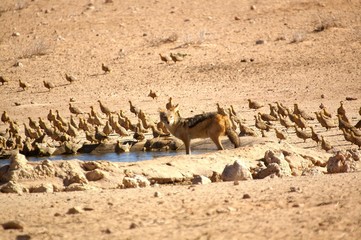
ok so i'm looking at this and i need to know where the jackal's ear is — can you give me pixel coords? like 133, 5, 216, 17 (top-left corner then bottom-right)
173, 104, 179, 113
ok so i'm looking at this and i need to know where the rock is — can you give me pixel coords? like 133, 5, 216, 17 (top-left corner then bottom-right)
143, 137, 182, 151
284, 153, 311, 175
64, 183, 95, 192
254, 163, 280, 179
234, 16, 241, 20
348, 149, 360, 161
289, 186, 302, 193
0, 181, 27, 194
129, 222, 138, 229
255, 39, 265, 45
34, 160, 55, 177
264, 150, 292, 177
30, 183, 54, 193
2, 220, 24, 230
0, 165, 9, 179
192, 175, 211, 185
242, 193, 251, 199
13, 61, 23, 67
221, 160, 253, 181
16, 234, 31, 240
1, 153, 34, 182
264, 150, 284, 164
67, 207, 83, 214
81, 161, 113, 171
82, 161, 101, 171
210, 171, 222, 182
327, 151, 357, 174
123, 177, 139, 188
301, 168, 324, 176
63, 172, 88, 186
123, 175, 150, 188
345, 96, 357, 101
12, 32, 20, 37
86, 169, 105, 181
154, 191, 161, 197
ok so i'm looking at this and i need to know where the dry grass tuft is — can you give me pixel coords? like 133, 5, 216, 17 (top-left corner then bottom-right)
15, 0, 29, 11
19, 39, 51, 59
289, 32, 306, 44
314, 16, 339, 32
149, 33, 178, 47
173, 30, 208, 49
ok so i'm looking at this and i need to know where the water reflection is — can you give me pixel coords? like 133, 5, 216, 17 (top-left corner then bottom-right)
0, 150, 210, 167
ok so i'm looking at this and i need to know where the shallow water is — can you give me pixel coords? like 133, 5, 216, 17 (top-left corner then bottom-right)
0, 150, 210, 167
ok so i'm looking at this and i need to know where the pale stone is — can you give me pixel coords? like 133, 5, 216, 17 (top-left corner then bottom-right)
86, 169, 105, 181
327, 151, 357, 174
222, 160, 253, 181
0, 181, 27, 194
192, 175, 212, 185
123, 175, 150, 188
30, 183, 54, 193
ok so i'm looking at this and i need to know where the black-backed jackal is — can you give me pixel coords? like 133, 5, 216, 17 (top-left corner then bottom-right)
159, 106, 240, 154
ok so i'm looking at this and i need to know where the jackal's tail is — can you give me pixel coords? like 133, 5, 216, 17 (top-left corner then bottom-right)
225, 118, 240, 148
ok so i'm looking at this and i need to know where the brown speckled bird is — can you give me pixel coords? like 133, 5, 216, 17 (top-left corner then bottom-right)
65, 73, 77, 84
102, 63, 111, 74
294, 126, 312, 143
19, 79, 30, 91
98, 100, 112, 116
69, 103, 84, 116
248, 99, 264, 110
274, 128, 287, 143
43, 80, 55, 91
321, 136, 333, 151
148, 90, 159, 99
170, 53, 183, 63
0, 76, 9, 85
1, 111, 10, 123
159, 53, 172, 64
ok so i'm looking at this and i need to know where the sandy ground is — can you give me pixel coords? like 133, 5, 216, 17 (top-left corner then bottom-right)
1, 0, 361, 239
0, 172, 361, 240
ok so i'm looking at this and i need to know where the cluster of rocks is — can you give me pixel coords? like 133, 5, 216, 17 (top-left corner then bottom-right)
0, 148, 359, 194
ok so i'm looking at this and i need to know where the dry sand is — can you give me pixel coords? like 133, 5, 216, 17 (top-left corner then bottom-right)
1, 0, 361, 239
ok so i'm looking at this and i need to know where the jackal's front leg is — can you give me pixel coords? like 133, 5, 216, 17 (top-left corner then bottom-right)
183, 136, 191, 154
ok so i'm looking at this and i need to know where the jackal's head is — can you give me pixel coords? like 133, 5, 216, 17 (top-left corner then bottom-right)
159, 105, 179, 126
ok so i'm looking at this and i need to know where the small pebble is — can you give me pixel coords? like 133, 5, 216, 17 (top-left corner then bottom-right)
67, 207, 82, 214
250, 5, 256, 10
234, 16, 241, 20
292, 203, 304, 208
290, 186, 302, 193
129, 222, 138, 229
12, 32, 20, 37
13, 61, 23, 67
16, 234, 31, 240
233, 180, 239, 185
154, 191, 161, 197
2, 220, 24, 230
242, 193, 251, 199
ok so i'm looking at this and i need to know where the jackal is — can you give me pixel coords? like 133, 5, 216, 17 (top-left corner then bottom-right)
159, 105, 240, 154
